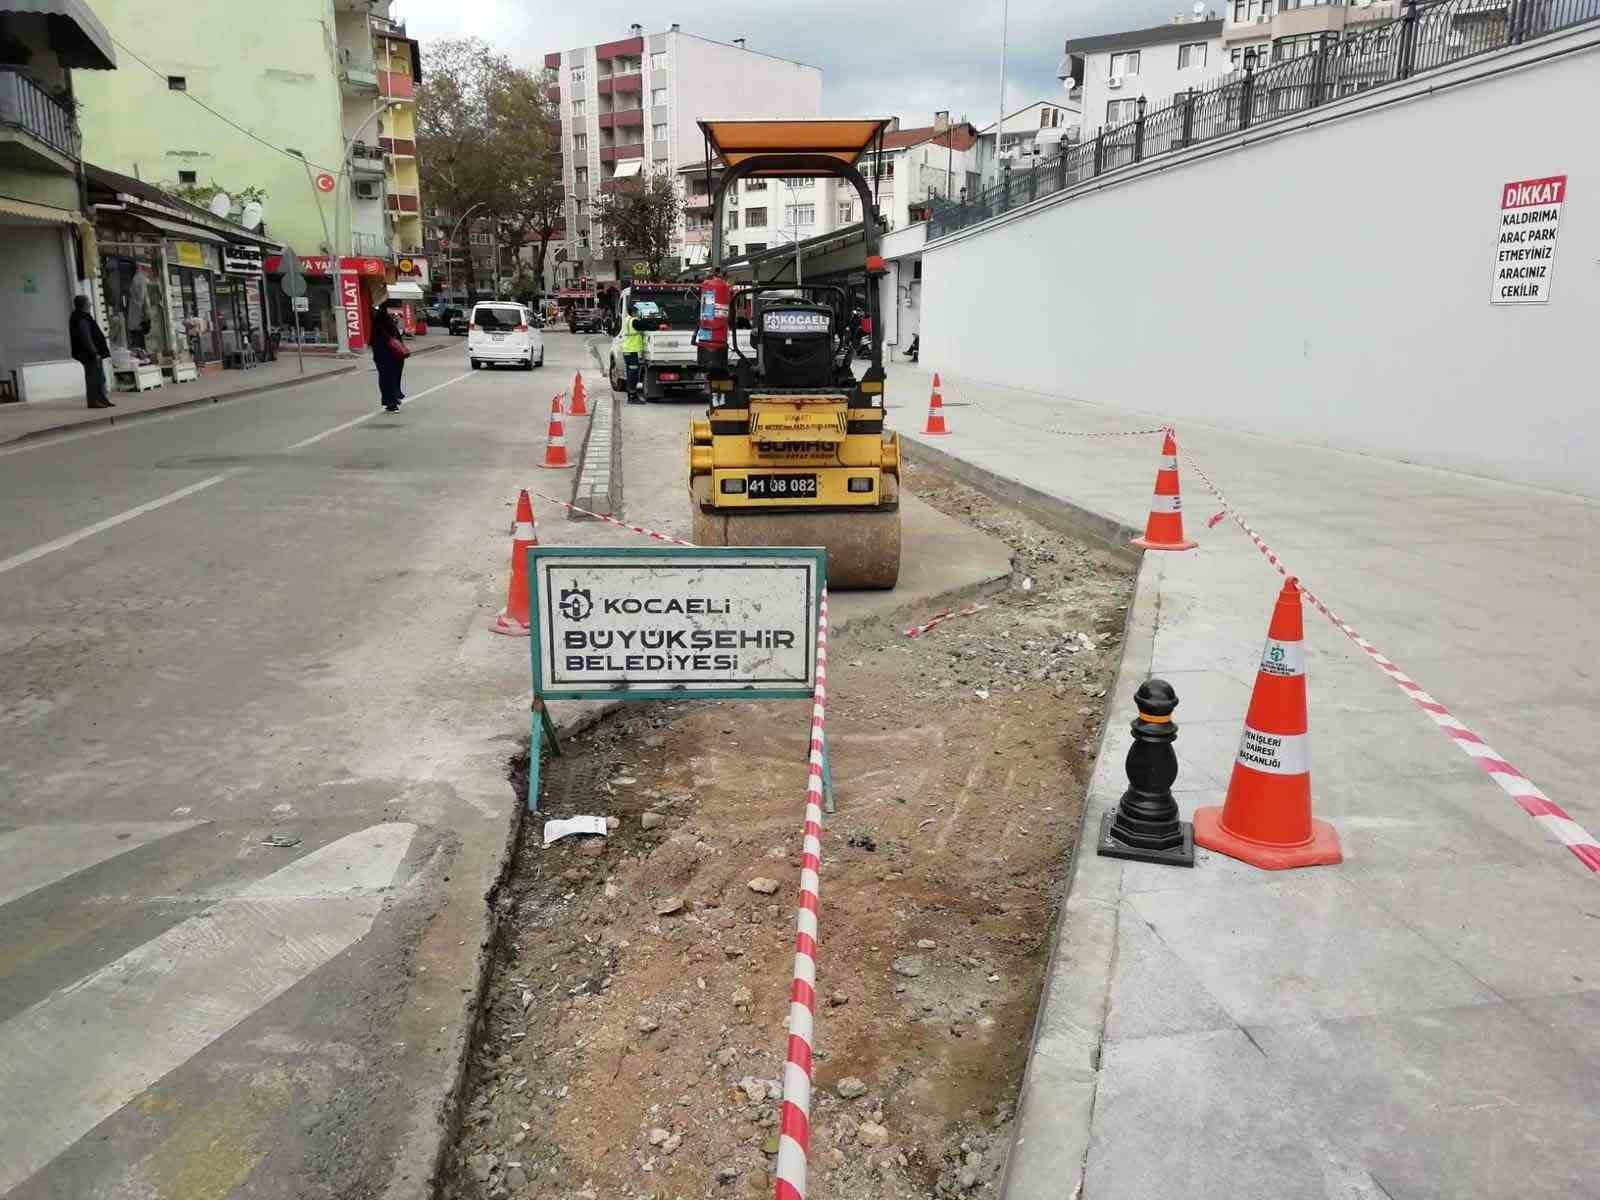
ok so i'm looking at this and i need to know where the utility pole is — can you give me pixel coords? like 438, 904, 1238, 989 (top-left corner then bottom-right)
996, 0, 1010, 187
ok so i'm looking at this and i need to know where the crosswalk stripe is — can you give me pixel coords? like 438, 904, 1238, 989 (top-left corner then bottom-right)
0, 822, 417, 1194
0, 822, 201, 908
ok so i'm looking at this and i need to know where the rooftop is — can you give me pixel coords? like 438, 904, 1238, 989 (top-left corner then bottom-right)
1062, 18, 1224, 55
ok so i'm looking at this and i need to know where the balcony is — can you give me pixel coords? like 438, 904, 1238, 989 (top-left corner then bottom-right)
599, 142, 644, 163
595, 36, 644, 60
378, 136, 417, 157
350, 141, 386, 177
0, 68, 81, 168
597, 73, 642, 96
684, 193, 713, 211
339, 49, 379, 94
386, 192, 421, 214
379, 70, 415, 100
598, 108, 643, 130
546, 84, 561, 102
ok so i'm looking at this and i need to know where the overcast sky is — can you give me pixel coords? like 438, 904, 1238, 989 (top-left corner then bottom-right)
394, 0, 1181, 126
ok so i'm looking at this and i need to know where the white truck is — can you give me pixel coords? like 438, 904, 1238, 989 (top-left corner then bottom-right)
607, 283, 707, 401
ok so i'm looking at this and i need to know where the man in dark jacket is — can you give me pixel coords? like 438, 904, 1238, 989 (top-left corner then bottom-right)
69, 295, 113, 409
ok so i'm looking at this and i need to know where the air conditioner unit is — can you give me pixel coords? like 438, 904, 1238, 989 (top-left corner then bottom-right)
1107, 75, 1124, 89
354, 181, 381, 200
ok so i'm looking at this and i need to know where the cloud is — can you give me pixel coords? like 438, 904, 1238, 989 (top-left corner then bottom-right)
393, 0, 1182, 124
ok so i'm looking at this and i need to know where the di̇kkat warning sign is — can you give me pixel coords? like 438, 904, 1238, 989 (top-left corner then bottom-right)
530, 548, 822, 698
1491, 175, 1567, 305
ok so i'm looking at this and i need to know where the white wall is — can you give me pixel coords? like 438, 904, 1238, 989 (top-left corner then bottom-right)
921, 29, 1600, 497
0, 223, 74, 377
670, 34, 822, 172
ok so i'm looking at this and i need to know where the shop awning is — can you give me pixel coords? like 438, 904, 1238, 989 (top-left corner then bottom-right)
0, 195, 82, 224
0, 1, 116, 69
385, 282, 425, 300
131, 214, 225, 243
612, 159, 644, 179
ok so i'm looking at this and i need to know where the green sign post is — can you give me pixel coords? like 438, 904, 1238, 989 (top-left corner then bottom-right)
526, 545, 830, 812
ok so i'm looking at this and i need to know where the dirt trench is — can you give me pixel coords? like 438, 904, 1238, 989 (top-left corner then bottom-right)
443, 464, 1134, 1200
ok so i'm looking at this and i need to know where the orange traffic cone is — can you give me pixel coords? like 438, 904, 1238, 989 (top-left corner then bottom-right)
491, 490, 539, 637
1131, 429, 1197, 551
1193, 578, 1342, 869
569, 372, 588, 417
923, 374, 950, 435
540, 394, 569, 468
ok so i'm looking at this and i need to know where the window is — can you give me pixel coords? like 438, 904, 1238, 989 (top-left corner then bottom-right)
570, 66, 586, 85
1178, 42, 1207, 69
178, 169, 197, 184
573, 133, 588, 152
785, 203, 815, 227
470, 231, 492, 246
785, 176, 814, 190
837, 201, 854, 224
650, 50, 667, 70
653, 123, 669, 142
572, 98, 586, 117
1230, 43, 1270, 67
1105, 99, 1139, 125
575, 166, 589, 186
1274, 31, 1335, 60
726, 209, 737, 230
167, 75, 187, 91
1108, 51, 1140, 76
744, 206, 767, 227
651, 87, 669, 106
745, 243, 767, 254
744, 178, 767, 191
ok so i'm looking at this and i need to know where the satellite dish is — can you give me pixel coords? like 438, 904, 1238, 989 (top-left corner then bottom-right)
240, 200, 263, 230
208, 191, 232, 217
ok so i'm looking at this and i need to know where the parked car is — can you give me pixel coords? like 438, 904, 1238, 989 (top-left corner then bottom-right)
429, 304, 463, 328
467, 301, 544, 370
568, 304, 606, 334
448, 311, 470, 336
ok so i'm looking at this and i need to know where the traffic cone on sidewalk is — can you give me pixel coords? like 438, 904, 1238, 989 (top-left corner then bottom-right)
568, 372, 589, 416
923, 374, 950, 435
1193, 578, 1342, 869
490, 490, 539, 637
540, 394, 570, 468
1131, 428, 1197, 551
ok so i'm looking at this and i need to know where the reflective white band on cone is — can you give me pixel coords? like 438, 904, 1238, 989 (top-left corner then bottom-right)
1257, 637, 1306, 677
1147, 493, 1182, 513
513, 523, 537, 541
1235, 726, 1310, 775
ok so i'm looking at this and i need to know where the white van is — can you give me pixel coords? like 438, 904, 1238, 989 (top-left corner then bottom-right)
467, 302, 544, 370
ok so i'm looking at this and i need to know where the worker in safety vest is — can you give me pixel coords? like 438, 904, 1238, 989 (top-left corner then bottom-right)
621, 303, 645, 404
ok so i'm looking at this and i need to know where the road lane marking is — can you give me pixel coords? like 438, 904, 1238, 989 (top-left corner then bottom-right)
0, 822, 203, 907
0, 472, 238, 578
0, 370, 479, 576
0, 822, 417, 1194
285, 370, 476, 450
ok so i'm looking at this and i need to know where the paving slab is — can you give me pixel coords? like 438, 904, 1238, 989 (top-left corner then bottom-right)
878, 363, 1600, 1200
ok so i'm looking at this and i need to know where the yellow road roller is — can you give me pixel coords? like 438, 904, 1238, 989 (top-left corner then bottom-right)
687, 119, 902, 589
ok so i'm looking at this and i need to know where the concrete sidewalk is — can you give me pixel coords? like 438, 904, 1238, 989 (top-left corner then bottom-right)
883, 362, 1600, 1200
0, 337, 455, 446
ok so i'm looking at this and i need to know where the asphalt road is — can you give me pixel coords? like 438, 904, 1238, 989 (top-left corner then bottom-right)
0, 335, 594, 1199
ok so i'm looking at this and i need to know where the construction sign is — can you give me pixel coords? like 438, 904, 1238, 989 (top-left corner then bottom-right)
1491, 174, 1566, 305
528, 547, 823, 699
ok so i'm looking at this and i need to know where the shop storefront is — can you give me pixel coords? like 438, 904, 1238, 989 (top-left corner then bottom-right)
387, 254, 430, 334
264, 255, 387, 352
166, 238, 223, 371
216, 243, 270, 365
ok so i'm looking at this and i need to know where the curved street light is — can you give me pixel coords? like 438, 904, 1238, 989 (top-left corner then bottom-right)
445, 202, 487, 304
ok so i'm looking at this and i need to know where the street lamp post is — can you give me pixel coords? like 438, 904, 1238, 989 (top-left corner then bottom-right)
446, 202, 487, 304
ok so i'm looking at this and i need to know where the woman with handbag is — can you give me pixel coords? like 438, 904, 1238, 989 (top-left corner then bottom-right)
371, 299, 410, 412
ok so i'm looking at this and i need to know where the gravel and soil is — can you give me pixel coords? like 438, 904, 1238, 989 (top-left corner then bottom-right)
442, 463, 1134, 1199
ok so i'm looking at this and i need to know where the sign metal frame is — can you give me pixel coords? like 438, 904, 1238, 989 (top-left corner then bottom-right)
524, 545, 830, 813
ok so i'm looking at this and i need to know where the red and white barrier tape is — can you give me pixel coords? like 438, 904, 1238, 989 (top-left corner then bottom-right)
530, 491, 696, 547
904, 602, 989, 638
775, 590, 829, 1200
1182, 452, 1600, 873
1050, 424, 1172, 438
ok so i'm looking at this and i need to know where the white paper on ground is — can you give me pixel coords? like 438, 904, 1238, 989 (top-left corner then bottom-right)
543, 815, 608, 846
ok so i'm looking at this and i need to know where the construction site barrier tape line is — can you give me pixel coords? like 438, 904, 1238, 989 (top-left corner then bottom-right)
904, 603, 989, 639
1180, 451, 1600, 874
530, 491, 697, 547
775, 589, 829, 1200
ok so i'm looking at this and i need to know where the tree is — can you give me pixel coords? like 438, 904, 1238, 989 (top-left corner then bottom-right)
591, 171, 683, 279
416, 38, 560, 295
161, 179, 267, 214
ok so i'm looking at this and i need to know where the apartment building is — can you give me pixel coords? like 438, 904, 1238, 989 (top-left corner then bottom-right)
678, 159, 863, 267
976, 99, 1081, 180
77, 1, 426, 351
1219, 0, 1401, 70
543, 24, 821, 284
1062, 15, 1225, 136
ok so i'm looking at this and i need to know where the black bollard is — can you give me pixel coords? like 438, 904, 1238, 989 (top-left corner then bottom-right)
1097, 679, 1195, 867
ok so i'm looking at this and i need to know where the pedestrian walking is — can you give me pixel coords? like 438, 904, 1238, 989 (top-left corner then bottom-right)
371, 299, 409, 412
68, 295, 113, 409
